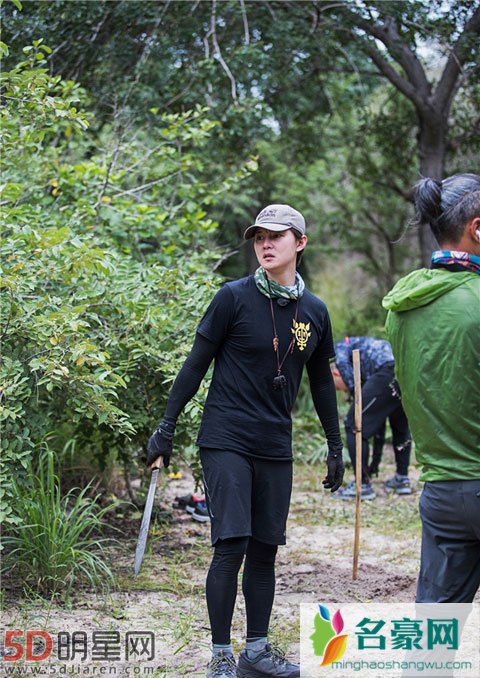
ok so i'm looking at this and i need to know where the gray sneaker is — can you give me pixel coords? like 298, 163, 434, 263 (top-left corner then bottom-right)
385, 474, 412, 495
335, 479, 376, 500
192, 500, 210, 522
236, 644, 299, 677
206, 651, 237, 678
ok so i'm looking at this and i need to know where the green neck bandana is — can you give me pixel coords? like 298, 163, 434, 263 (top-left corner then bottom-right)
254, 266, 305, 300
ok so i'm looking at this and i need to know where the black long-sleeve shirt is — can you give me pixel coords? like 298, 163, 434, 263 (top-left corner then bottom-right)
163, 276, 342, 460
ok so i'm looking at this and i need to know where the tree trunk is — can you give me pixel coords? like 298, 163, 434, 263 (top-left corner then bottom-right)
417, 110, 448, 266
330, 4, 480, 266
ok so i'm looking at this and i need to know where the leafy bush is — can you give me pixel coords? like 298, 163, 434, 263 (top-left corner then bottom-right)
1, 448, 115, 598
0, 43, 256, 524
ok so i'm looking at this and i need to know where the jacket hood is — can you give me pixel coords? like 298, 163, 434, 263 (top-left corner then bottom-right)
382, 268, 478, 312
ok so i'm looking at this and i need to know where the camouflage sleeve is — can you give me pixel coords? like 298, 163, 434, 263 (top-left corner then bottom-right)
335, 339, 354, 393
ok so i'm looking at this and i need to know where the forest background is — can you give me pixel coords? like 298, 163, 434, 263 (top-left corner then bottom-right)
1, 0, 479, 606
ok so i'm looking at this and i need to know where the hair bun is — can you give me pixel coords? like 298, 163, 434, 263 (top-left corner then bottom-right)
414, 177, 443, 226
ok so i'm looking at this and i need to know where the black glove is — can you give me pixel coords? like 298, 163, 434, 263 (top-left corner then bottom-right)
322, 449, 345, 492
146, 421, 174, 468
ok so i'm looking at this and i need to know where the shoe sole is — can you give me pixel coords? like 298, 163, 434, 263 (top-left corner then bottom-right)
236, 668, 299, 677
207, 667, 236, 677
335, 491, 356, 499
185, 506, 196, 514
385, 486, 412, 495
192, 513, 210, 523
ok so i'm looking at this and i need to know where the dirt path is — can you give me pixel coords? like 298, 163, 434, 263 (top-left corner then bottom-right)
2, 449, 422, 676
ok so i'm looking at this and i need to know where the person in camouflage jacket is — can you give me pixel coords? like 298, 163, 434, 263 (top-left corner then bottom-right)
331, 336, 412, 500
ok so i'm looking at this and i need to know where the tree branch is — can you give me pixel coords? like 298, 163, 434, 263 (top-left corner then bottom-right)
264, 2, 277, 21
320, 2, 431, 112
111, 170, 182, 198
210, 0, 238, 101
239, 0, 250, 45
95, 105, 122, 213
366, 15, 431, 98
212, 248, 239, 271
88, 10, 111, 44
360, 38, 424, 108
372, 180, 414, 203
433, 5, 480, 113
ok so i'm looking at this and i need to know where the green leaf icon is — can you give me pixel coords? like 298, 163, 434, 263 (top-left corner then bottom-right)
310, 613, 335, 656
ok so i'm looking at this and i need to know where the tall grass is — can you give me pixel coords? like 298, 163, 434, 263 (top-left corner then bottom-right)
2, 448, 116, 598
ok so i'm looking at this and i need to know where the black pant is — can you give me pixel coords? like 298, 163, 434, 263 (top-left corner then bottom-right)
206, 536, 278, 644
344, 363, 411, 483
417, 480, 480, 602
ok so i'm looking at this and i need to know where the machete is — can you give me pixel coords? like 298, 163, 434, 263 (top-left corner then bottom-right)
134, 464, 160, 577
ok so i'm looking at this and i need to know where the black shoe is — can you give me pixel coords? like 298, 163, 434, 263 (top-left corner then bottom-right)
172, 493, 192, 509
192, 500, 210, 522
236, 644, 299, 677
206, 651, 236, 677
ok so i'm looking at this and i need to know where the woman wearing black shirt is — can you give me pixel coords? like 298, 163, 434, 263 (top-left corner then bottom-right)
146, 204, 344, 678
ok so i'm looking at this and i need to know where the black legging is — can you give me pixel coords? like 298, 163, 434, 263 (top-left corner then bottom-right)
206, 536, 278, 644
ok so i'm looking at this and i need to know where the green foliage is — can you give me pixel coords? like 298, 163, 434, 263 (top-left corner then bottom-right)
3, 2, 478, 282
313, 259, 389, 341
1, 0, 478, 531
245, 84, 419, 289
1, 448, 115, 598
0, 38, 90, 139
0, 46, 256, 525
292, 410, 329, 465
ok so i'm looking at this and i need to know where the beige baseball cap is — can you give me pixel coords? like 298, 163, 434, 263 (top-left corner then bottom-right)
243, 204, 306, 240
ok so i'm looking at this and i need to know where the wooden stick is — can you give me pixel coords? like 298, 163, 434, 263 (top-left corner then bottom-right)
352, 349, 362, 581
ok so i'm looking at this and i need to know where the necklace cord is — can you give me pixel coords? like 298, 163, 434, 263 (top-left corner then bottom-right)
267, 277, 299, 377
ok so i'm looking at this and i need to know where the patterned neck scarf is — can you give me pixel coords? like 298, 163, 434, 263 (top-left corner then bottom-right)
431, 250, 480, 275
254, 266, 305, 299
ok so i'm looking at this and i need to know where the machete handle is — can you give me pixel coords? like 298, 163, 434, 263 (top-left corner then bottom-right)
148, 457, 164, 470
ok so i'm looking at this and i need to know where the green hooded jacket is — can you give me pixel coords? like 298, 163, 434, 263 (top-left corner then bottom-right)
382, 268, 479, 482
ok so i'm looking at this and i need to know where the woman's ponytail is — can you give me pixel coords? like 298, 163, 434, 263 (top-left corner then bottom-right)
414, 177, 443, 229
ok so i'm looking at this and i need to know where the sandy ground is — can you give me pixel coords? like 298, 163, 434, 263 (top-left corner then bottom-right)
1, 448, 423, 676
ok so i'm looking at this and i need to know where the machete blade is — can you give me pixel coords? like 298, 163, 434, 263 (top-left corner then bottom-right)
134, 468, 160, 577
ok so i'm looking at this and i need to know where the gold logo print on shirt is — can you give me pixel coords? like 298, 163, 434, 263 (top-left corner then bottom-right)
291, 319, 311, 351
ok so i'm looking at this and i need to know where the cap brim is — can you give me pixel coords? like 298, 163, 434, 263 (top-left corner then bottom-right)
243, 223, 293, 240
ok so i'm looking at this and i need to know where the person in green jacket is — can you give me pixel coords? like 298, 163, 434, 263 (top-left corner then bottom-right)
382, 172, 480, 603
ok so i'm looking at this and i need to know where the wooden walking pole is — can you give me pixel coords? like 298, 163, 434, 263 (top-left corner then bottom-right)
352, 349, 362, 581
